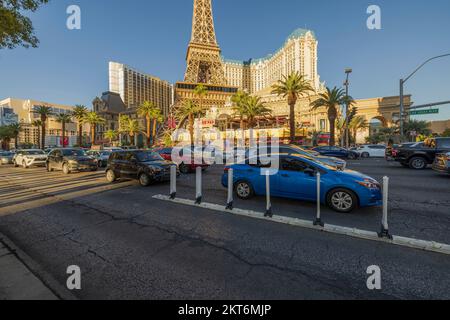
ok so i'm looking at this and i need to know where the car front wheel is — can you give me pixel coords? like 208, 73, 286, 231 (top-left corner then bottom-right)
327, 188, 358, 213
139, 173, 151, 187
409, 157, 427, 170
234, 181, 254, 200
106, 170, 117, 183
361, 152, 370, 159
46, 162, 53, 172
179, 163, 190, 174
22, 161, 28, 169
62, 163, 70, 175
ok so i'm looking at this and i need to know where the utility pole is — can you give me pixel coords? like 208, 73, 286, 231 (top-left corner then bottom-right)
343, 68, 352, 148
399, 53, 450, 140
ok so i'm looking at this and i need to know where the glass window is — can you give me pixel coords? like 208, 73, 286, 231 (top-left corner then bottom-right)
281, 158, 309, 172
62, 149, 85, 157
135, 151, 163, 162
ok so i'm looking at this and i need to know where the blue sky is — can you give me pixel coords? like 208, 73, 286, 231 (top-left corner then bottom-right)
0, 0, 449, 121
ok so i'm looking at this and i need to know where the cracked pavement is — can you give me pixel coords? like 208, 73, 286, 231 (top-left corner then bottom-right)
0, 159, 449, 299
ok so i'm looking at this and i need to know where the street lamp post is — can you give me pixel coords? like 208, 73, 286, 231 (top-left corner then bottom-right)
343, 68, 352, 148
399, 53, 450, 139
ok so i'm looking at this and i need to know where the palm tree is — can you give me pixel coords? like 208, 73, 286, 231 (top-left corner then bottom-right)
73, 105, 88, 147
126, 119, 142, 146
231, 90, 250, 129
404, 120, 432, 137
137, 101, 164, 147
272, 72, 314, 142
55, 113, 73, 147
34, 105, 53, 150
31, 120, 42, 148
83, 111, 106, 146
104, 130, 118, 145
194, 84, 208, 112
118, 115, 131, 145
9, 123, 22, 149
310, 87, 347, 146
243, 96, 272, 129
349, 116, 369, 143
0, 126, 13, 151
176, 100, 204, 146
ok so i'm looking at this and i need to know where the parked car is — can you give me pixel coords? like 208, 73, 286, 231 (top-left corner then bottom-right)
395, 137, 450, 170
106, 150, 178, 186
432, 152, 450, 175
313, 146, 359, 159
222, 154, 382, 213
86, 150, 112, 168
356, 145, 386, 158
46, 148, 97, 174
13, 149, 48, 168
153, 146, 210, 174
246, 144, 347, 170
0, 151, 15, 165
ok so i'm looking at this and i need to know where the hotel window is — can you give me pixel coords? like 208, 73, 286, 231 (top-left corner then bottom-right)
319, 119, 326, 131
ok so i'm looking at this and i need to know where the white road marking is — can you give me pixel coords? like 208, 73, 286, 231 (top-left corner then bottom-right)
152, 194, 450, 256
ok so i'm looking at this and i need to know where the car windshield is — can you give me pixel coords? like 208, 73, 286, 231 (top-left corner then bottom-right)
100, 151, 112, 156
23, 150, 45, 155
135, 152, 163, 162
1, 152, 13, 156
62, 149, 85, 157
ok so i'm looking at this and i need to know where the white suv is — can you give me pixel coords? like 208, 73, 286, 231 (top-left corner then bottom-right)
14, 149, 48, 168
357, 145, 386, 158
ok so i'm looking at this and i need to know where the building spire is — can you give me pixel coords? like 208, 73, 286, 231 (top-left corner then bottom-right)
190, 0, 218, 47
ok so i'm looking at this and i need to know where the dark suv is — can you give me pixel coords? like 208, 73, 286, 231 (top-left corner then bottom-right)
47, 148, 98, 174
106, 150, 178, 186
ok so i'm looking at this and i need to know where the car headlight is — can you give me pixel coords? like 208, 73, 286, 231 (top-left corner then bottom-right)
356, 179, 380, 189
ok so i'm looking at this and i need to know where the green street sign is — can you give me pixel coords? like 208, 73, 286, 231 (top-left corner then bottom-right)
410, 109, 439, 116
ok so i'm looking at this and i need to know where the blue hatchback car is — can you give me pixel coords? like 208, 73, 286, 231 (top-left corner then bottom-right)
222, 154, 382, 213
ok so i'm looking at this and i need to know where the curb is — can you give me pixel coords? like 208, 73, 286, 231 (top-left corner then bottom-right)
0, 231, 78, 300
152, 194, 450, 256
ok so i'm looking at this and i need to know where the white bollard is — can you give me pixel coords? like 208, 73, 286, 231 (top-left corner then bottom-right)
170, 165, 177, 199
313, 172, 324, 227
265, 172, 272, 217
226, 169, 234, 210
378, 176, 392, 239
195, 166, 202, 204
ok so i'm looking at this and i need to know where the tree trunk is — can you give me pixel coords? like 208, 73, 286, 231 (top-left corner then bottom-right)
41, 123, 46, 150
62, 122, 66, 148
78, 123, 83, 147
146, 115, 151, 147
152, 118, 157, 146
36, 127, 41, 149
329, 116, 337, 147
189, 114, 194, 146
91, 126, 95, 146
240, 115, 244, 130
289, 102, 296, 143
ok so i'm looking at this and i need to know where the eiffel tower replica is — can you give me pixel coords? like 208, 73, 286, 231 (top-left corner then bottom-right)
174, 0, 238, 114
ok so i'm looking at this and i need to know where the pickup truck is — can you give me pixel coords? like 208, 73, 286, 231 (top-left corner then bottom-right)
395, 137, 450, 170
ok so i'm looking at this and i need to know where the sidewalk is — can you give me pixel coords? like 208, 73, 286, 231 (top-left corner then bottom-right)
0, 239, 58, 300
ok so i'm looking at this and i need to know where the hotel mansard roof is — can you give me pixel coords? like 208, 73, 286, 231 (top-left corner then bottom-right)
222, 28, 316, 66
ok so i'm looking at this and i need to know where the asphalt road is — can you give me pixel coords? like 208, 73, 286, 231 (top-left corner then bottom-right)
0, 159, 449, 299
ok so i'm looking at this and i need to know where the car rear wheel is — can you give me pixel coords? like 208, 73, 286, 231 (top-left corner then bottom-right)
106, 170, 117, 183
46, 162, 53, 172
179, 163, 190, 174
234, 181, 254, 200
139, 173, 151, 187
409, 157, 427, 170
327, 188, 358, 213
62, 163, 70, 175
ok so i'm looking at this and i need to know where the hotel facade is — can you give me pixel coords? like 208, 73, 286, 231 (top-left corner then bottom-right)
0, 97, 89, 147
223, 29, 322, 94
